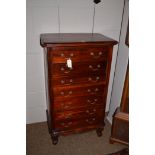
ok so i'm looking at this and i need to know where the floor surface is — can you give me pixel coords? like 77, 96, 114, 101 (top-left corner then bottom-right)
26, 120, 126, 155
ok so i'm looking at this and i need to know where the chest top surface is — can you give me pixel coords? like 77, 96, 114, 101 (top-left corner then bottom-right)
40, 33, 117, 47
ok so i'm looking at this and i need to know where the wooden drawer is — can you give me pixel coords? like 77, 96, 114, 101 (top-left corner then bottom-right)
48, 46, 109, 63
53, 95, 105, 112
54, 116, 104, 131
52, 73, 106, 87
54, 106, 104, 121
52, 84, 106, 99
50, 61, 107, 77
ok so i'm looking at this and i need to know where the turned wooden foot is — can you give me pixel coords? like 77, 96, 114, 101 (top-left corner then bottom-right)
96, 128, 104, 137
51, 133, 59, 145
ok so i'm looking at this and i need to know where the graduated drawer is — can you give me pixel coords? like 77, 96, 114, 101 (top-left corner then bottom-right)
54, 106, 104, 121
54, 116, 104, 131
50, 61, 107, 77
53, 95, 105, 112
48, 46, 109, 63
52, 73, 106, 87
52, 84, 106, 99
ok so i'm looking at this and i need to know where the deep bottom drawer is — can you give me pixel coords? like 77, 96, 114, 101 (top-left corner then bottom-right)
54, 116, 104, 131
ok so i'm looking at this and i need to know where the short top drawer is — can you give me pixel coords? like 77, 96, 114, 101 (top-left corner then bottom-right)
48, 46, 109, 63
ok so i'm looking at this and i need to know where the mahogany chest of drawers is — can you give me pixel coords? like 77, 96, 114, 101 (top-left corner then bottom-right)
40, 33, 117, 144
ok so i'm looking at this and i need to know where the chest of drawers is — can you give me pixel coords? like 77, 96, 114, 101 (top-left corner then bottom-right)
40, 33, 117, 144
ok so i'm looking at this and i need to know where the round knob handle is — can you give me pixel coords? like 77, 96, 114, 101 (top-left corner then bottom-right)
97, 64, 101, 68
93, 109, 96, 112
86, 110, 89, 113
70, 79, 73, 83
96, 76, 100, 80
86, 119, 89, 122
70, 53, 74, 57
60, 91, 64, 95
89, 65, 92, 68
95, 88, 99, 92
94, 98, 98, 102
69, 91, 72, 94
88, 77, 92, 81
90, 52, 94, 56
99, 52, 102, 55
61, 53, 64, 57
61, 67, 64, 71
87, 99, 90, 103
92, 118, 95, 121
87, 89, 91, 92
61, 80, 65, 84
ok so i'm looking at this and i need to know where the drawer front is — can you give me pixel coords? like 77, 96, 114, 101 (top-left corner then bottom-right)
53, 84, 105, 99
54, 116, 104, 131
54, 106, 104, 121
50, 61, 107, 77
48, 46, 109, 63
53, 95, 105, 112
52, 74, 106, 87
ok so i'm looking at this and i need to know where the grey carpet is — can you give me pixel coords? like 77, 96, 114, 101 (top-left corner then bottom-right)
26, 120, 126, 155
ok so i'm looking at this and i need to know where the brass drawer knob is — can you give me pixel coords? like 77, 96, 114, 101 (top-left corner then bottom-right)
60, 91, 64, 95
95, 88, 99, 92
86, 110, 89, 113
70, 53, 74, 57
96, 76, 100, 80
61, 67, 64, 71
90, 52, 94, 56
97, 64, 101, 68
87, 89, 91, 92
85, 119, 89, 122
99, 52, 103, 55
89, 65, 92, 68
61, 53, 64, 57
88, 77, 92, 81
61, 80, 65, 84
87, 99, 90, 103
69, 91, 72, 94
70, 79, 73, 83
94, 98, 98, 102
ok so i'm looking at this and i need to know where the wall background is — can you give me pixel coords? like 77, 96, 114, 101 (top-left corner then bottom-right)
26, 0, 124, 124
107, 0, 129, 123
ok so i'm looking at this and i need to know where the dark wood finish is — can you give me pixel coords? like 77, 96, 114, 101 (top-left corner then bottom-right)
50, 61, 107, 77
120, 65, 129, 113
40, 33, 117, 46
41, 33, 117, 144
110, 108, 129, 145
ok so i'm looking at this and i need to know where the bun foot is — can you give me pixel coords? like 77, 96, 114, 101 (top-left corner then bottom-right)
96, 128, 103, 137
52, 138, 58, 145
51, 133, 59, 145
